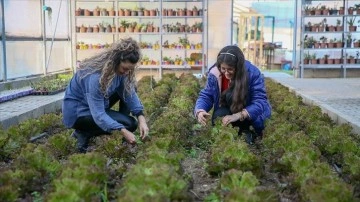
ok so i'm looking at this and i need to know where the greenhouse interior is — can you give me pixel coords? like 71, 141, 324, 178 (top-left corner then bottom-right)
0, 0, 360, 201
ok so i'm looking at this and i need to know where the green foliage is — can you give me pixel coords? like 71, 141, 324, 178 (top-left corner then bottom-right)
118, 163, 190, 201
48, 153, 108, 201
46, 130, 76, 158
207, 125, 261, 176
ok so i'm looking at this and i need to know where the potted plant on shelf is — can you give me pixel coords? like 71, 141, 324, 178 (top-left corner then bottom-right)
314, 4, 321, 15
144, 9, 150, 16
347, 17, 357, 31
80, 24, 87, 33
101, 8, 108, 16
347, 54, 356, 64
111, 24, 116, 32
319, 55, 326, 64
336, 19, 343, 31
109, 7, 115, 16
329, 6, 338, 15
106, 24, 112, 33
125, 9, 131, 16
75, 7, 82, 16
346, 33, 354, 48
93, 6, 100, 16
192, 6, 199, 16
138, 7, 144, 16
93, 24, 99, 33
354, 39, 360, 48
335, 38, 343, 48
339, 6, 345, 15
99, 23, 106, 32
318, 18, 326, 32
304, 52, 311, 64
131, 7, 138, 16
348, 6, 354, 15
320, 5, 329, 15
328, 38, 335, 48
119, 20, 128, 33
326, 55, 334, 64
319, 36, 327, 48
311, 53, 317, 64
84, 9, 91, 16
128, 22, 137, 33
177, 8, 185, 16
355, 4, 360, 14
118, 8, 125, 16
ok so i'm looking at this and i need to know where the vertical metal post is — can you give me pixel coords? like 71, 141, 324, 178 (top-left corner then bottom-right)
41, 0, 47, 75
1, 0, 7, 81
68, 0, 74, 73
159, 0, 163, 79
292, 0, 298, 77
230, 0, 233, 45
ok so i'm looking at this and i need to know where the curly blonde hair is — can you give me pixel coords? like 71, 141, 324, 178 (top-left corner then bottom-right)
78, 37, 141, 98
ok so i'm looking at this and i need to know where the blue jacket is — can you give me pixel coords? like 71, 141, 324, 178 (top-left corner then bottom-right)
194, 61, 271, 132
62, 70, 143, 132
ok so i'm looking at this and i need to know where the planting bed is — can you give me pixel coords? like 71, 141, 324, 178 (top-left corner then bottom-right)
0, 74, 359, 201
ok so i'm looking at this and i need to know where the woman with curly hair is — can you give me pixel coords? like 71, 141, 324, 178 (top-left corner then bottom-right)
62, 37, 149, 153
194, 45, 271, 144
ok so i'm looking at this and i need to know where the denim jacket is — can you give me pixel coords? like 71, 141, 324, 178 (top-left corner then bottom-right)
62, 70, 143, 132
194, 60, 271, 132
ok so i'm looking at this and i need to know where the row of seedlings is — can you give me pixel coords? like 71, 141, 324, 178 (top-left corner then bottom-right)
0, 114, 75, 201
266, 79, 360, 189
263, 81, 355, 201
45, 74, 180, 200
91, 74, 180, 200
204, 122, 274, 201
117, 73, 201, 201
0, 113, 65, 161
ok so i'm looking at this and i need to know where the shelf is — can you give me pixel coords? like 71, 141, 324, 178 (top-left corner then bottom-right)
303, 64, 342, 69
118, 32, 161, 35
304, 48, 343, 50
162, 16, 203, 19
343, 64, 360, 68
303, 15, 343, 18
73, 0, 206, 76
162, 32, 203, 35
75, 16, 116, 19
303, 31, 343, 34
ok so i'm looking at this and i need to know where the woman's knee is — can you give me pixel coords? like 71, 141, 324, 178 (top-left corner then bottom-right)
126, 116, 138, 132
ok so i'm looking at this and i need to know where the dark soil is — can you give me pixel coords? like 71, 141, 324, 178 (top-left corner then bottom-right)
182, 150, 218, 201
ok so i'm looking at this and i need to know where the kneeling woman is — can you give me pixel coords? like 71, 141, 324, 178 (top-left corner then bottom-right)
194, 45, 271, 144
62, 38, 149, 153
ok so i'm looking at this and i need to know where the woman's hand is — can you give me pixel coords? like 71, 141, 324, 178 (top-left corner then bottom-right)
197, 111, 211, 126
222, 114, 241, 126
120, 128, 136, 144
138, 115, 149, 140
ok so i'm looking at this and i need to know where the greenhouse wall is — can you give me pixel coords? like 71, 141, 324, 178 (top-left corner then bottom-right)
1, 0, 71, 81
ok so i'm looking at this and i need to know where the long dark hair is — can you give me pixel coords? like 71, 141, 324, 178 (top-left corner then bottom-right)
217, 45, 248, 113
78, 37, 141, 97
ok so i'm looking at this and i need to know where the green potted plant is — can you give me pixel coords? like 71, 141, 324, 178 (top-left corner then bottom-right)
311, 53, 317, 64
304, 52, 311, 64
346, 33, 354, 48
119, 20, 128, 33
347, 16, 357, 31
355, 4, 360, 14
336, 19, 343, 31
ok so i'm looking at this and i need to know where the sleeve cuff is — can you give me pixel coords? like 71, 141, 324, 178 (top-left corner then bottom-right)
134, 111, 144, 117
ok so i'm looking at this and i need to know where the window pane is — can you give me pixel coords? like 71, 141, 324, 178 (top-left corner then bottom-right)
4, 0, 41, 37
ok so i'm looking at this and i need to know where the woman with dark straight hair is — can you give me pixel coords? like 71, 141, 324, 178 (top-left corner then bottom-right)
194, 45, 271, 144
62, 37, 149, 153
